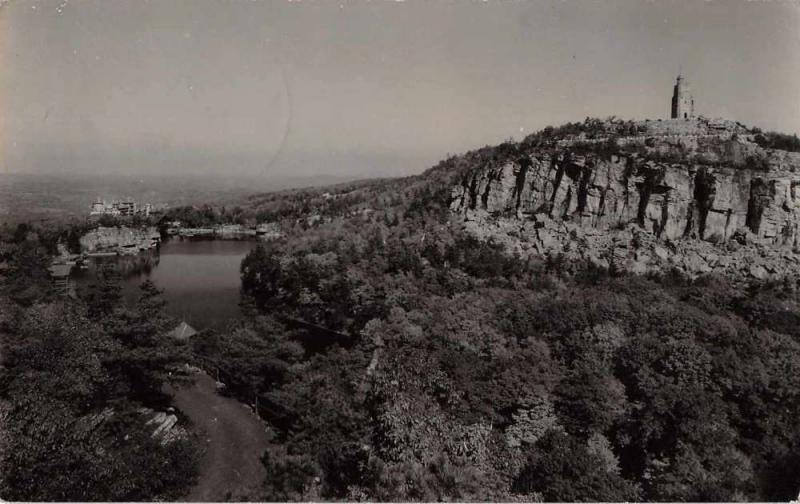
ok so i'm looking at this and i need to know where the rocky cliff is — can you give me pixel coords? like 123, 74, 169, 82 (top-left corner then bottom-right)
450, 117, 800, 280
80, 226, 161, 253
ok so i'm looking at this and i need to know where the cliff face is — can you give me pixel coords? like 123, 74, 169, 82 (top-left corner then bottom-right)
450, 118, 800, 279
80, 226, 161, 253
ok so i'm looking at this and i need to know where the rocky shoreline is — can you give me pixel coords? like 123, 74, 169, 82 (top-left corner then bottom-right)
79, 226, 161, 255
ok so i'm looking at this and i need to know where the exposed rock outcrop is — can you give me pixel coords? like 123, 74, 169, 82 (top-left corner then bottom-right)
80, 226, 160, 253
73, 406, 187, 446
450, 118, 800, 280
140, 408, 187, 445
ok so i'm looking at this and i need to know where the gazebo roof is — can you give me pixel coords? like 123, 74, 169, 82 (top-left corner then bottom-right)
170, 321, 198, 340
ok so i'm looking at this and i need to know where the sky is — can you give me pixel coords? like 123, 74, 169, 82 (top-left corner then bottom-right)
2, 0, 799, 181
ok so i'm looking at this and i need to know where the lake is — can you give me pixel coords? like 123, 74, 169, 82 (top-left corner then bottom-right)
74, 238, 258, 330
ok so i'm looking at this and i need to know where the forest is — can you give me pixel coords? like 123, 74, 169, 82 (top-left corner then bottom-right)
224, 169, 800, 501
3, 120, 800, 501
0, 225, 200, 501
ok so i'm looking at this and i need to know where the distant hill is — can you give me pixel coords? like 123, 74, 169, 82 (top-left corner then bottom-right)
0, 172, 363, 224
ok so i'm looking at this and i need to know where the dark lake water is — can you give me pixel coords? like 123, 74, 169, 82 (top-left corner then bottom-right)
74, 238, 257, 330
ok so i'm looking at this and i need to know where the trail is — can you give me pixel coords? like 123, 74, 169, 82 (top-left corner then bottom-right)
169, 373, 269, 502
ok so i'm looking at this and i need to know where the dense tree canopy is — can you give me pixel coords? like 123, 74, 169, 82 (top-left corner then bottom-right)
0, 229, 199, 501
220, 149, 800, 501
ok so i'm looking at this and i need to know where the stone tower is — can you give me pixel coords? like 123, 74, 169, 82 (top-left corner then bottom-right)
671, 74, 695, 119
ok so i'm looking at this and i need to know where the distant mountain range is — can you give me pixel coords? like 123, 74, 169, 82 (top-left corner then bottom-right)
0, 171, 366, 224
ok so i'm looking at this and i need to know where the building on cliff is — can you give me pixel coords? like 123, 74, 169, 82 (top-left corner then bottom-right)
671, 73, 695, 119
89, 198, 159, 217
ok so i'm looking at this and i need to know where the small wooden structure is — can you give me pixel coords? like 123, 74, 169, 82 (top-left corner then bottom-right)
170, 321, 198, 341
48, 264, 72, 296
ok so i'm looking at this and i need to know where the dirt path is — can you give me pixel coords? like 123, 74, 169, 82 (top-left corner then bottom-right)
169, 373, 270, 501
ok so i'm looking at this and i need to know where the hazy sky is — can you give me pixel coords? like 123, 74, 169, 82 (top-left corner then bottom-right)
2, 0, 799, 180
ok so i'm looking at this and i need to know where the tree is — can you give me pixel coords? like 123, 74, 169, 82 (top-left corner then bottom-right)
83, 262, 123, 320
513, 430, 640, 501
4, 240, 53, 306
554, 361, 625, 438
241, 245, 283, 309
0, 301, 199, 501
105, 281, 187, 398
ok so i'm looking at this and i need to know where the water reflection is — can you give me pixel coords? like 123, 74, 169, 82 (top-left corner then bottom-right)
73, 238, 257, 330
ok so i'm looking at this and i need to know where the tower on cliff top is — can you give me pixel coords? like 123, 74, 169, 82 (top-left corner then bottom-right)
671, 73, 695, 119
